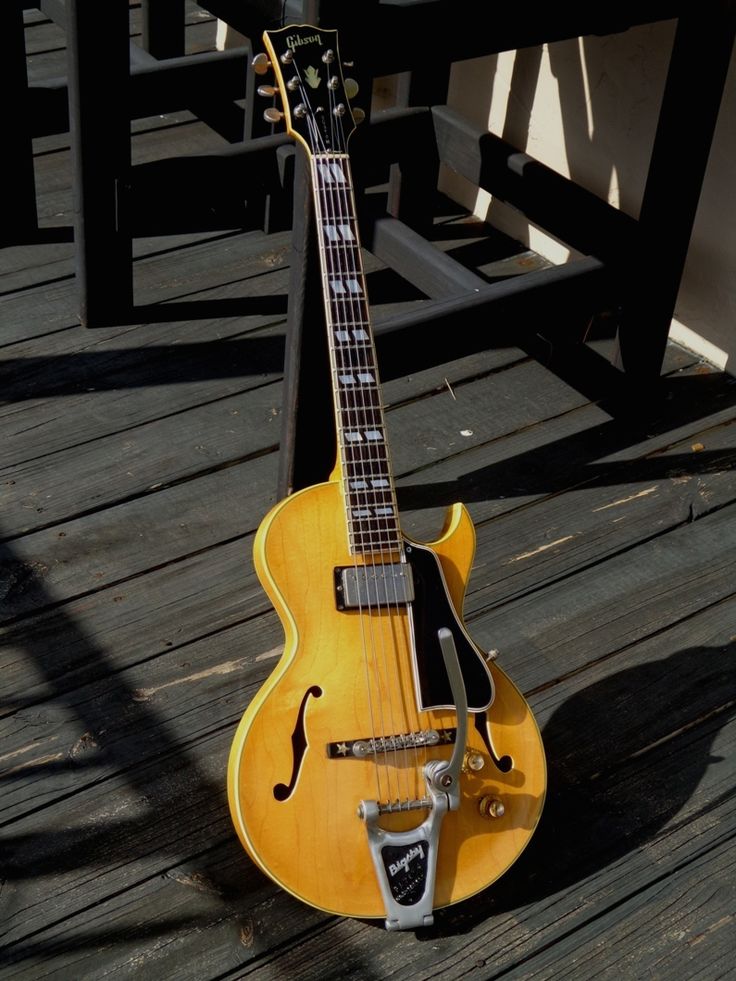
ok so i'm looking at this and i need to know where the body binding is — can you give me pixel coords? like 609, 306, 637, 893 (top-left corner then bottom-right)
228, 481, 546, 918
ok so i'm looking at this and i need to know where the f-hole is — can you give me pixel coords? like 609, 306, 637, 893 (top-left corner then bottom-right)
273, 685, 323, 801
474, 712, 513, 773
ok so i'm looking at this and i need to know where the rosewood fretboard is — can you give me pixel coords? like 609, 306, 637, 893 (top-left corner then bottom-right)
310, 152, 402, 556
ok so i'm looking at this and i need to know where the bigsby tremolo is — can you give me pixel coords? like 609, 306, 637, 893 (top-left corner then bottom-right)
358, 627, 468, 930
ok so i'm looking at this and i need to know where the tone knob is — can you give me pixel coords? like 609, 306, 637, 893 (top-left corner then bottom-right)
257, 84, 277, 98
479, 796, 505, 819
344, 77, 359, 99
263, 107, 284, 124
252, 53, 271, 75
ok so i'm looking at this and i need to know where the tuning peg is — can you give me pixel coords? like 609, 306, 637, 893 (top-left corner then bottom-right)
257, 84, 278, 98
344, 78, 359, 100
263, 107, 284, 124
352, 107, 366, 124
252, 53, 271, 75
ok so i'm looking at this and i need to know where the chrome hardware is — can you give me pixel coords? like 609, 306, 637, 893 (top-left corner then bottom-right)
358, 797, 432, 817
252, 53, 271, 75
263, 107, 284, 124
287, 76, 300, 91
322, 48, 335, 63
333, 103, 346, 117
463, 751, 485, 773
293, 104, 307, 119
328, 727, 453, 760
257, 84, 277, 98
344, 77, 359, 99
359, 628, 469, 930
328, 76, 339, 91
335, 562, 414, 610
280, 50, 294, 64
352, 107, 366, 125
479, 796, 505, 819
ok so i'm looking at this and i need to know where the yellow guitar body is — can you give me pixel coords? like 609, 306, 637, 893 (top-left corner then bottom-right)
228, 480, 546, 918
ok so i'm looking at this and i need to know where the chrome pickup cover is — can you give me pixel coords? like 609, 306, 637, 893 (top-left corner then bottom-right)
334, 562, 414, 610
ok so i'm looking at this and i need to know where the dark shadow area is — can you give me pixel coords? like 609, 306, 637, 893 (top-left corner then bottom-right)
0, 227, 75, 247
398, 368, 736, 510
0, 337, 288, 402
425, 640, 736, 940
0, 536, 267, 963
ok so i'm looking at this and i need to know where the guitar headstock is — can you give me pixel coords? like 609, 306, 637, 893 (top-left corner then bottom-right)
256, 25, 364, 156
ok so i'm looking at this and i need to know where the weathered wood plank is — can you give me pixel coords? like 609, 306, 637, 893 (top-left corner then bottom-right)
469, 497, 736, 694
0, 359, 589, 626
1, 346, 525, 538
2, 588, 733, 977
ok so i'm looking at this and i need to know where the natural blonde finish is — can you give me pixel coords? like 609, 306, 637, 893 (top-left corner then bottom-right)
228, 481, 546, 918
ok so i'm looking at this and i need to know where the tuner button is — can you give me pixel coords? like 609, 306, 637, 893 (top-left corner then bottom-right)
257, 84, 277, 98
263, 107, 284, 124
352, 107, 366, 125
344, 77, 359, 100
252, 53, 271, 75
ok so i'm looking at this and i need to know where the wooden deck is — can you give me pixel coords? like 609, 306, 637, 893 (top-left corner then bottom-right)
2, 9, 736, 979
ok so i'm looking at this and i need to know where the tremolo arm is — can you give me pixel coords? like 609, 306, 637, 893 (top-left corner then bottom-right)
358, 628, 468, 930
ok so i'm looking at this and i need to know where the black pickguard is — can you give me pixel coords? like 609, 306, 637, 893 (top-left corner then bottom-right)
405, 541, 494, 712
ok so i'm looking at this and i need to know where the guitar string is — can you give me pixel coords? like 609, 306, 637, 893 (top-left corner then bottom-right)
326, 146, 413, 805
321, 90, 412, 804
320, 75, 414, 804
295, 52, 424, 808
325, 81, 422, 804
298, 70, 388, 802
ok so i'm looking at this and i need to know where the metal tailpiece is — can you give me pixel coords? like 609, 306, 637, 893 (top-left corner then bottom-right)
359, 627, 468, 930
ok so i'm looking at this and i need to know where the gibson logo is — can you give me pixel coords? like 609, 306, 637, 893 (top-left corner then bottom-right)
286, 33, 323, 52
388, 843, 425, 878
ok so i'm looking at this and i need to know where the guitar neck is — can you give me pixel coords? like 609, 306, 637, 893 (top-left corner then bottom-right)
310, 152, 402, 557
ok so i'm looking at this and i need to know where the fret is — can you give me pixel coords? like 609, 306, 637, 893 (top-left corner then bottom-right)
345, 492, 395, 510
350, 535, 403, 553
322, 220, 357, 243
332, 348, 374, 372
332, 368, 379, 386
345, 476, 391, 490
335, 393, 382, 415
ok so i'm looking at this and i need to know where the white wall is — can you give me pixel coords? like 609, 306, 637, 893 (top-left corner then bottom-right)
442, 21, 736, 371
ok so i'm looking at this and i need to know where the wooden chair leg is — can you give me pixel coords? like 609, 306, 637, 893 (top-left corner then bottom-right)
66, 0, 134, 326
617, 3, 736, 380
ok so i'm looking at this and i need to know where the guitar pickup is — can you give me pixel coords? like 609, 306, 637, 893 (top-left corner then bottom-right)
334, 562, 414, 610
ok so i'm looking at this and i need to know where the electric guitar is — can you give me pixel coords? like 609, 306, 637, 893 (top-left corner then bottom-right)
228, 25, 546, 930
